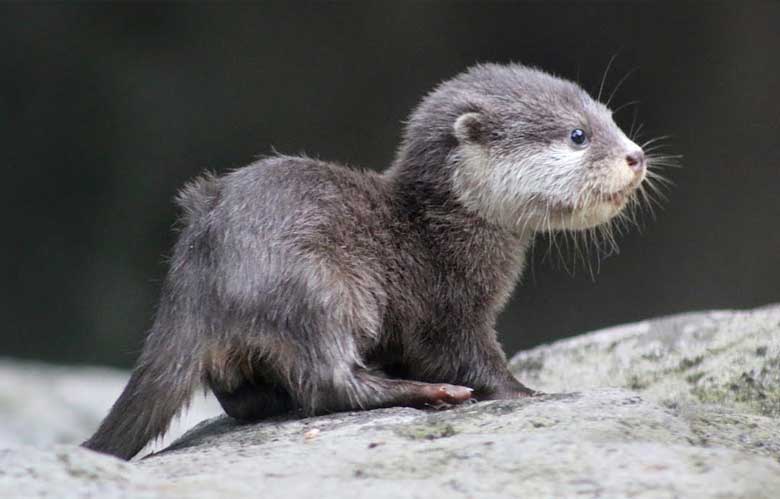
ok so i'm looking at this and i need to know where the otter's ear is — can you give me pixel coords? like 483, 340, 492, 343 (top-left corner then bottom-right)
453, 112, 489, 145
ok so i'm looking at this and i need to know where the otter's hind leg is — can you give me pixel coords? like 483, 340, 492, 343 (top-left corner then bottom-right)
351, 369, 475, 410
273, 344, 475, 414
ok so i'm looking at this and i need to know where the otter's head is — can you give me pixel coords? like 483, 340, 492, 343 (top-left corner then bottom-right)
399, 63, 647, 232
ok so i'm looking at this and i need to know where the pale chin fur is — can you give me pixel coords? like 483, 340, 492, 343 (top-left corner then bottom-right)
450, 140, 643, 233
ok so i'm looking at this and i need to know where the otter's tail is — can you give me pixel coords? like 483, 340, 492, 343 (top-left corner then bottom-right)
81, 333, 201, 460
83, 174, 218, 460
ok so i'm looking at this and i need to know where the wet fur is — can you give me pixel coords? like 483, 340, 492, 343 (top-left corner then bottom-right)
84, 63, 649, 460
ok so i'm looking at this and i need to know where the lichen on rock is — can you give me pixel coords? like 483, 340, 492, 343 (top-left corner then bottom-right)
510, 304, 780, 419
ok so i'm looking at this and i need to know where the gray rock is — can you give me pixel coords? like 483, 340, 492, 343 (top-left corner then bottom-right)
509, 303, 780, 418
2, 389, 779, 499
509, 303, 780, 464
1, 305, 779, 498
0, 445, 154, 499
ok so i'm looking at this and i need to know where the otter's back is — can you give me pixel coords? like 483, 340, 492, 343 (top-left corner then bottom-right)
176, 156, 391, 331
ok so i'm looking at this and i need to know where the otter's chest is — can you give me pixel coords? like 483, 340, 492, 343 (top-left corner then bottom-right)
379, 237, 527, 339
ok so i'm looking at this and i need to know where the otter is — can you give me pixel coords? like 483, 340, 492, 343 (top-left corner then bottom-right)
83, 63, 649, 460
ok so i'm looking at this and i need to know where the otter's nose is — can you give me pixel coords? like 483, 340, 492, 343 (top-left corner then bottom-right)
626, 149, 645, 174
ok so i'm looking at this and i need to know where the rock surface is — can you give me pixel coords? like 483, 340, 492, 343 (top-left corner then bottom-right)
0, 358, 221, 452
510, 303, 780, 418
1, 304, 778, 498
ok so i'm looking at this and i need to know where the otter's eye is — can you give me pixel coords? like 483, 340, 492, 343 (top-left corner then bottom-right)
570, 128, 588, 146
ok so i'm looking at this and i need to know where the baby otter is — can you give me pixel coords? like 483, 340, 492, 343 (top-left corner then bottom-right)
84, 63, 648, 460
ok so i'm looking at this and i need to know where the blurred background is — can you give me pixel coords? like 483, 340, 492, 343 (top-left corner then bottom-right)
1, 2, 777, 369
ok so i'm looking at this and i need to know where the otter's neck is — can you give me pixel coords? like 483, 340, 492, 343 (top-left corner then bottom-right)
385, 149, 532, 319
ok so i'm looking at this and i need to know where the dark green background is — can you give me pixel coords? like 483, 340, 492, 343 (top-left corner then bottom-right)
1, 2, 778, 368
